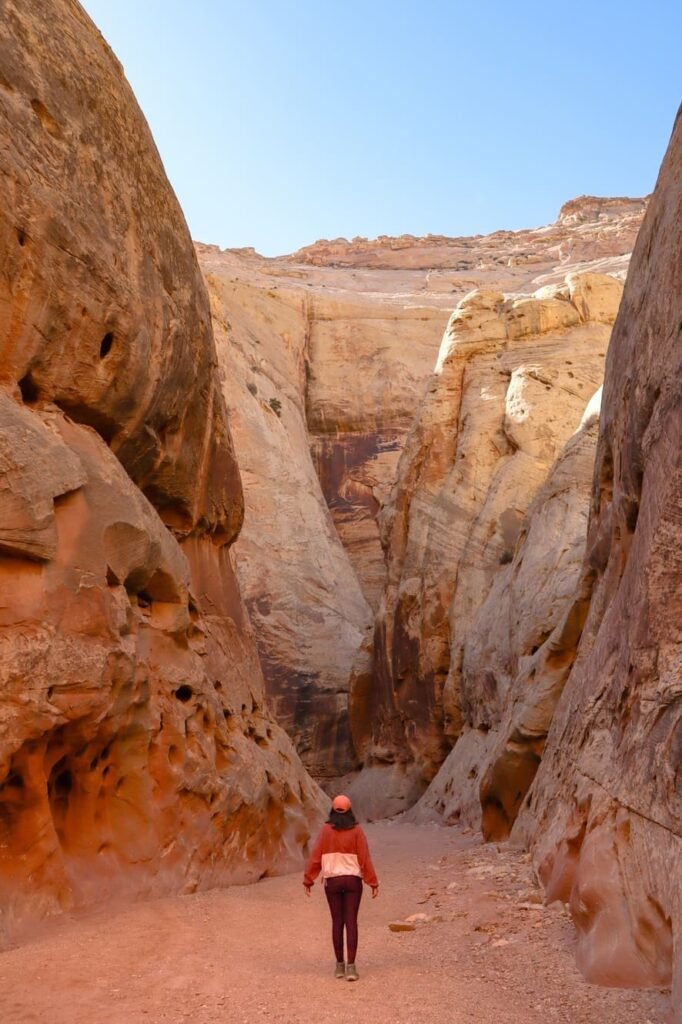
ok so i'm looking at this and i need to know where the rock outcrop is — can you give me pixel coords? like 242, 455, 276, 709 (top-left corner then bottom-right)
355, 274, 623, 795
196, 248, 453, 778
415, 389, 602, 832
513, 109, 682, 1004
194, 202, 644, 782
199, 265, 373, 778
289, 196, 646, 272
0, 0, 323, 931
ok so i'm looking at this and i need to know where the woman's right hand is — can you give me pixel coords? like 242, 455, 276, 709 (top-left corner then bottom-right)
371, 886, 379, 899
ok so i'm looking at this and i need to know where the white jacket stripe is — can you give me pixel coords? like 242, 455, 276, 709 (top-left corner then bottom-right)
321, 852, 361, 878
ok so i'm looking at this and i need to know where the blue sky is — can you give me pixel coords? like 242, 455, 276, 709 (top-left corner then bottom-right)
80, 0, 681, 256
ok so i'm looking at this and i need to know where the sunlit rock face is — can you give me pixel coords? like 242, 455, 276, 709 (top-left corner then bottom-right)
289, 196, 647, 271
414, 389, 602, 832
514, 109, 682, 1006
0, 0, 323, 932
354, 274, 622, 797
195, 200, 644, 784
0, 0, 240, 543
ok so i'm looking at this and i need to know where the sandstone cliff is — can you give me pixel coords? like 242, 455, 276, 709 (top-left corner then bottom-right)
198, 263, 374, 778
289, 196, 646, 272
0, 0, 322, 931
194, 202, 643, 783
355, 274, 623, 796
512, 109, 682, 1005
415, 388, 602, 831
196, 248, 453, 778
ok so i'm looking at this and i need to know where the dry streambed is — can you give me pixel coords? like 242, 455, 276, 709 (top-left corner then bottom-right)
0, 822, 672, 1024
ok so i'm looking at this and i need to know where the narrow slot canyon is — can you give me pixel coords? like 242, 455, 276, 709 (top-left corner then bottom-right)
0, 2, 679, 1022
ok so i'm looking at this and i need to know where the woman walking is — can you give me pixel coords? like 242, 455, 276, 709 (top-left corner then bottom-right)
303, 794, 379, 981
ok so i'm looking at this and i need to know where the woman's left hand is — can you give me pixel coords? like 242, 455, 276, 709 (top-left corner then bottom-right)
371, 886, 379, 899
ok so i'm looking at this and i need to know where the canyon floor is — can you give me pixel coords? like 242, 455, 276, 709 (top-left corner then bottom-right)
0, 823, 672, 1024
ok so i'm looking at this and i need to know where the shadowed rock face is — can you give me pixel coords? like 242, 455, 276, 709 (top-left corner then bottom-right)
199, 270, 373, 779
513, 109, 682, 1005
357, 274, 622, 791
0, 0, 323, 931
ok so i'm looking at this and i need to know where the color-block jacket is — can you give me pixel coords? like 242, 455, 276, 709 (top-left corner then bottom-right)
303, 823, 379, 888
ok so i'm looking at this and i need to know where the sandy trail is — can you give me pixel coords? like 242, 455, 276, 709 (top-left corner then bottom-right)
0, 822, 671, 1024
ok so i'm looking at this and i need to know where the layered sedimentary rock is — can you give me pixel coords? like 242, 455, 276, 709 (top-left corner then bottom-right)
196, 247, 453, 777
0, 0, 322, 930
415, 389, 602, 832
195, 203, 643, 780
290, 196, 646, 272
305, 292, 449, 610
355, 274, 623, 795
198, 265, 373, 778
513, 110, 682, 1004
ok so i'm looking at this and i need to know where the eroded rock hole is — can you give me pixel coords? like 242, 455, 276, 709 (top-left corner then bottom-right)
18, 372, 40, 404
99, 332, 114, 358
16, 227, 26, 246
53, 768, 73, 798
175, 685, 193, 703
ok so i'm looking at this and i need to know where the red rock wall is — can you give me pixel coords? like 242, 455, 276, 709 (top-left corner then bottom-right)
515, 109, 682, 1007
0, 0, 323, 933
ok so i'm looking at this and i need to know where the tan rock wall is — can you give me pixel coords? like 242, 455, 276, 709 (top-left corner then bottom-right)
356, 275, 622, 790
305, 295, 449, 608
199, 268, 373, 778
192, 202, 644, 787
0, 0, 323, 931
414, 390, 601, 832
514, 108, 682, 1007
0, 0, 240, 542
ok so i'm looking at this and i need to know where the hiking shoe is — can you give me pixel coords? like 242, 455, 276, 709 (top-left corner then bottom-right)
346, 963, 359, 982
334, 962, 346, 979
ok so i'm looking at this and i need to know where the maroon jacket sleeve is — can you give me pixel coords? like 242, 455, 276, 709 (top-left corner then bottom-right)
303, 826, 326, 887
356, 827, 379, 887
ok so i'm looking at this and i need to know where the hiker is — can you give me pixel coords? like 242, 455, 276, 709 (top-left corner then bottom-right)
303, 794, 379, 981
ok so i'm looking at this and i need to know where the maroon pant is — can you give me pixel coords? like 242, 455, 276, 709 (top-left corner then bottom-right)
324, 875, 363, 963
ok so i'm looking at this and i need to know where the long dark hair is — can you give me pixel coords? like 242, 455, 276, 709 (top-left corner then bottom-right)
328, 808, 357, 830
